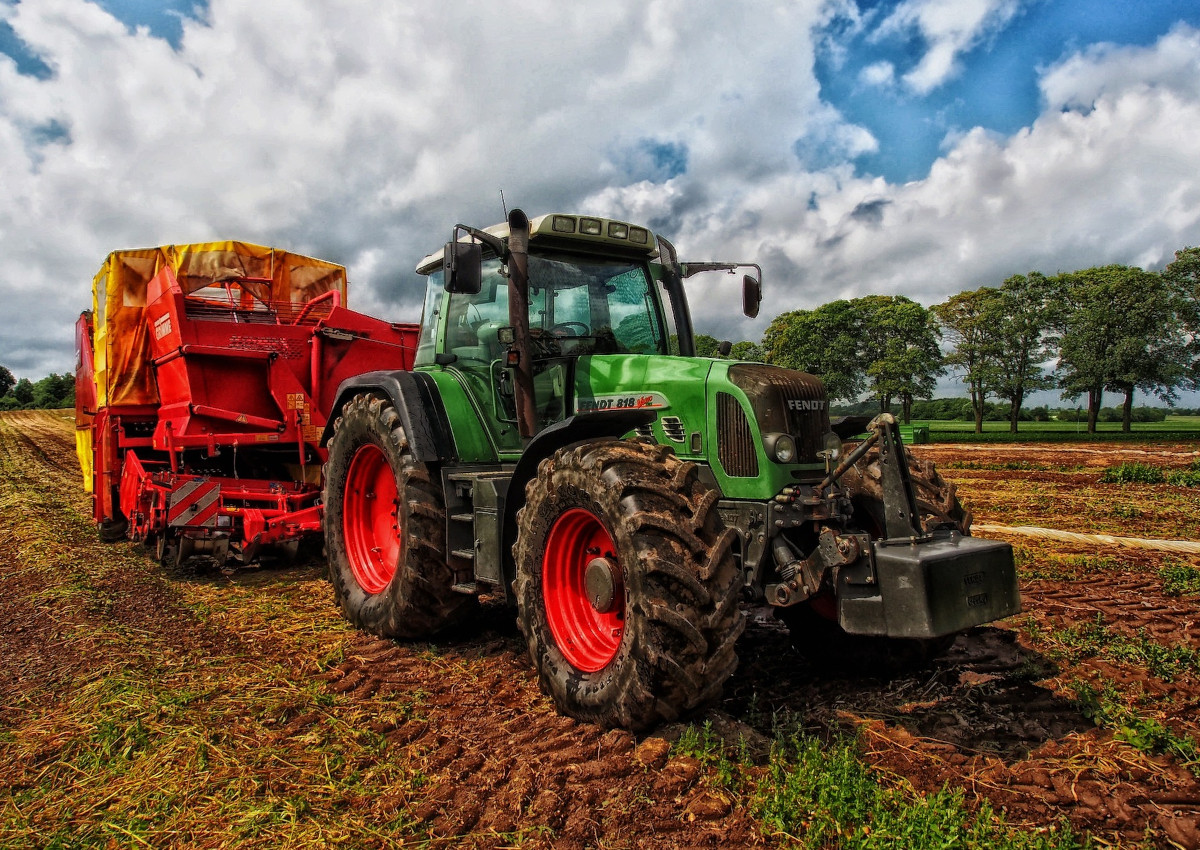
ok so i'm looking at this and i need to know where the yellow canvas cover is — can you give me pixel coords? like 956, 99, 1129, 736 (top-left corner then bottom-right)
91, 242, 348, 408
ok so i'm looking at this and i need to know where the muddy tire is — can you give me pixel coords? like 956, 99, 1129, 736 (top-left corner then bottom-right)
323, 393, 474, 638
99, 513, 128, 543
515, 439, 744, 730
841, 447, 972, 533
781, 447, 965, 672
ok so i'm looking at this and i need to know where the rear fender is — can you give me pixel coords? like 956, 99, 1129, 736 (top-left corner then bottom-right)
321, 370, 456, 464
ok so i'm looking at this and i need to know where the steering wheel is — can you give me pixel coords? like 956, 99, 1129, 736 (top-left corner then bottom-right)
528, 327, 562, 358
550, 321, 589, 337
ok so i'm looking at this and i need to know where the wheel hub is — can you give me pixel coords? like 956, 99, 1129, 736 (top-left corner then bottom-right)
584, 556, 622, 613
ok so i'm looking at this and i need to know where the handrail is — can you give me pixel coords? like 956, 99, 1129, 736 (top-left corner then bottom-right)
291, 290, 342, 326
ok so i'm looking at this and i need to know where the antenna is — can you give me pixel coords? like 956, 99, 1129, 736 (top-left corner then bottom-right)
500, 189, 508, 219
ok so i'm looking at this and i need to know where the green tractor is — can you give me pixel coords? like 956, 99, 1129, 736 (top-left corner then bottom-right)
320, 210, 1020, 730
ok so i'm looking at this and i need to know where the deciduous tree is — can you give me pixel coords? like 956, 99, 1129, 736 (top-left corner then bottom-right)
932, 288, 1002, 433
990, 273, 1054, 433
762, 300, 866, 402
1051, 265, 1186, 432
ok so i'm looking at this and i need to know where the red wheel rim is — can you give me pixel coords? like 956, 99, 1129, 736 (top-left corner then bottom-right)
543, 508, 624, 672
343, 443, 399, 594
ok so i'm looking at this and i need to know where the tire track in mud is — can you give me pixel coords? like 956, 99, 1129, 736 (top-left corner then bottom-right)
0, 411, 247, 720
4, 411, 760, 846
14, 417, 1200, 845
0, 411, 84, 500
314, 624, 762, 847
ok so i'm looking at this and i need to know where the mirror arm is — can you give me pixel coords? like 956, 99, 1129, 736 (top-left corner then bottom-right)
681, 261, 762, 281
451, 224, 508, 261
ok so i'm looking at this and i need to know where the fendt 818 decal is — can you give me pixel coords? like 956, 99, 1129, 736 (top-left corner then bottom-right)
575, 392, 669, 413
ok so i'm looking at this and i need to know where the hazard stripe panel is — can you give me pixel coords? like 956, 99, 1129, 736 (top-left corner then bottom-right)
168, 478, 221, 527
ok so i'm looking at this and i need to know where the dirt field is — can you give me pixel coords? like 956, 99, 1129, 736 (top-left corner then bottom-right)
2, 410, 1199, 848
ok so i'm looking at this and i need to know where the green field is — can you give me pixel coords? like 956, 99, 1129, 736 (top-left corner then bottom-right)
913, 415, 1200, 443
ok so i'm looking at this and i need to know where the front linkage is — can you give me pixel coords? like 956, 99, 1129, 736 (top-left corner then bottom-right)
751, 413, 1020, 642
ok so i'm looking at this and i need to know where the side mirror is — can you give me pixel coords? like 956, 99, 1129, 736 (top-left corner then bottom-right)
742, 274, 761, 318
444, 242, 482, 295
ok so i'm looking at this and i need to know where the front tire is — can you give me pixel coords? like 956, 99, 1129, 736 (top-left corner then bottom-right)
323, 393, 474, 638
515, 439, 743, 730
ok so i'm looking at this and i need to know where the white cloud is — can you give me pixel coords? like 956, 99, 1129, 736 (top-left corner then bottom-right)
587, 24, 1200, 350
0, 0, 835, 376
0, 0, 1199, 406
874, 0, 1021, 94
858, 60, 895, 87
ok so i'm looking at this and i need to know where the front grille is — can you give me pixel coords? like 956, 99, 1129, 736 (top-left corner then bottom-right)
727, 364, 828, 464
717, 392, 758, 477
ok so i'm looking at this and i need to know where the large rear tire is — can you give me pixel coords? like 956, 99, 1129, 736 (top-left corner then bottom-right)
323, 393, 474, 638
515, 439, 744, 730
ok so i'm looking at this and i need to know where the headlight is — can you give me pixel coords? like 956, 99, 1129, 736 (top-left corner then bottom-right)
764, 432, 797, 464
822, 430, 842, 461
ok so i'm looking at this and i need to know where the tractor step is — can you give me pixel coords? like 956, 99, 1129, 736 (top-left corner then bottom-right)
451, 548, 475, 561
451, 582, 478, 595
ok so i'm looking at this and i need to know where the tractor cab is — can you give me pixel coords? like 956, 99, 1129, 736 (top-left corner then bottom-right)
413, 212, 760, 453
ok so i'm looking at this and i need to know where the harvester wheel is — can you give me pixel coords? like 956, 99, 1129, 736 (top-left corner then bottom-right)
779, 448, 966, 672
515, 439, 743, 730
323, 393, 475, 638
99, 514, 128, 543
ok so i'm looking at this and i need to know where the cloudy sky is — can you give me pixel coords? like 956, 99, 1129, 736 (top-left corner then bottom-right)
3, 1, 1200, 406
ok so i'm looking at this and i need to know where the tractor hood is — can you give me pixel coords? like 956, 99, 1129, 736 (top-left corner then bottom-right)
571, 356, 832, 499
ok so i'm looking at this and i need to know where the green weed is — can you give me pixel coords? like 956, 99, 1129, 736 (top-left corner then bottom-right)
1109, 504, 1142, 520
1016, 552, 1122, 581
1161, 561, 1200, 597
672, 721, 747, 790
1099, 463, 1164, 484
1047, 614, 1200, 681
753, 732, 1090, 849
667, 719, 1089, 849
1099, 459, 1200, 487
1072, 680, 1200, 776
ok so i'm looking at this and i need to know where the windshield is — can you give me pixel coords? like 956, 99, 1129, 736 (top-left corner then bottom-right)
438, 252, 668, 361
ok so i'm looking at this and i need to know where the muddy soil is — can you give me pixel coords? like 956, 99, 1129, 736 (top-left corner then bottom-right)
3, 413, 1199, 847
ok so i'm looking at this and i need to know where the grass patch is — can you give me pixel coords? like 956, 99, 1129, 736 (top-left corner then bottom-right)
1161, 561, 1200, 597
1072, 680, 1200, 776
754, 733, 1088, 849
1099, 463, 1165, 485
1044, 614, 1200, 682
671, 722, 1090, 849
1012, 548, 1122, 581
1100, 459, 1200, 487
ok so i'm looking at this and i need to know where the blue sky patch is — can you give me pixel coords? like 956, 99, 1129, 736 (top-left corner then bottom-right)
817, 0, 1200, 182
0, 17, 50, 77
618, 138, 689, 183
95, 0, 206, 49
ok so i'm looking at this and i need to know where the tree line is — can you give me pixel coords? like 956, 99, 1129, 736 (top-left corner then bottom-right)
4, 246, 1198, 430
748, 246, 1199, 433
0, 367, 76, 411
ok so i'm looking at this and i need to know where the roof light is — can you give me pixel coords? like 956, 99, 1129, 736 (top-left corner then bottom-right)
608, 222, 629, 239
580, 218, 602, 235
552, 215, 576, 233
629, 227, 649, 244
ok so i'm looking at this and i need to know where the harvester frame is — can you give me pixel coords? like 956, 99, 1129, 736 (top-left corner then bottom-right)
76, 242, 417, 568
